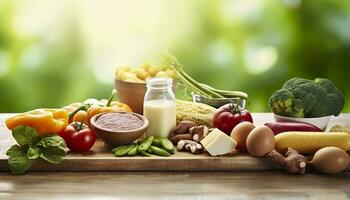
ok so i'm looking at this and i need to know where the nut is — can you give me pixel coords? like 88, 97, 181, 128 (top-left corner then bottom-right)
190, 125, 209, 142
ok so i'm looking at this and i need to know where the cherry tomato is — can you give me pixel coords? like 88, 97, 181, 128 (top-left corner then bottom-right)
59, 122, 96, 153
213, 103, 253, 135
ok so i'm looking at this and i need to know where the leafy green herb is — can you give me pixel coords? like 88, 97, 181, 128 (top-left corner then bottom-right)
6, 145, 33, 175
6, 125, 67, 175
37, 135, 67, 149
40, 147, 66, 164
12, 126, 38, 146
27, 146, 40, 160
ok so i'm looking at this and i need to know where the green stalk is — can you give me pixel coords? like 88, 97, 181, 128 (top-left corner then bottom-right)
171, 66, 211, 98
200, 83, 248, 99
68, 104, 89, 119
167, 55, 224, 98
106, 89, 117, 107
176, 67, 224, 98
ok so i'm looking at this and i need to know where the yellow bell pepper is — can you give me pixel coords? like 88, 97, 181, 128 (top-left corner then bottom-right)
6, 109, 69, 135
62, 90, 132, 125
85, 101, 132, 124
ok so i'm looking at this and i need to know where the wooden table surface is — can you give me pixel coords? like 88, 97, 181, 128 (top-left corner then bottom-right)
1, 113, 350, 200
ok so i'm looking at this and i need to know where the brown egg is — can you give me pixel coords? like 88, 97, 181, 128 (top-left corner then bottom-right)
246, 126, 275, 157
311, 147, 350, 174
230, 122, 255, 152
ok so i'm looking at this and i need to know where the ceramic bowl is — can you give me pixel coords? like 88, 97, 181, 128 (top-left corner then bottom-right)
273, 114, 331, 131
90, 112, 149, 147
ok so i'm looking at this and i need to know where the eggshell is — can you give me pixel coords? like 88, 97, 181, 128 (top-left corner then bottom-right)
311, 147, 350, 174
230, 122, 255, 152
246, 126, 275, 157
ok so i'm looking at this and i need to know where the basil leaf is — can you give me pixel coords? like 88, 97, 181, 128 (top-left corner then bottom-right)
12, 126, 39, 146
6, 145, 33, 175
40, 147, 66, 164
27, 146, 40, 160
6, 145, 23, 157
37, 136, 66, 149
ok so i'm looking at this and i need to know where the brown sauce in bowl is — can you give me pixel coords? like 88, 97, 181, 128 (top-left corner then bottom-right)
95, 112, 144, 132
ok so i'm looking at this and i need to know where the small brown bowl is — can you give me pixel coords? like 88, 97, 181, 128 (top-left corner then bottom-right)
90, 112, 149, 147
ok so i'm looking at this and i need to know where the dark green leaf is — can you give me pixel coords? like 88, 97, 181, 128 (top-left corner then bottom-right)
27, 146, 40, 160
40, 147, 66, 164
37, 135, 66, 149
12, 126, 39, 146
6, 145, 23, 157
6, 145, 33, 175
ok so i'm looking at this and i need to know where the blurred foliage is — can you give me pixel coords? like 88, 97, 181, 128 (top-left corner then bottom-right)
0, 0, 349, 113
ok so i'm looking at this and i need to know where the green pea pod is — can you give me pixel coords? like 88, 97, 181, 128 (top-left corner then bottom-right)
152, 138, 161, 147
140, 150, 152, 157
112, 145, 128, 153
127, 144, 139, 156
138, 136, 154, 152
160, 138, 174, 152
114, 144, 135, 157
150, 146, 170, 156
146, 148, 153, 154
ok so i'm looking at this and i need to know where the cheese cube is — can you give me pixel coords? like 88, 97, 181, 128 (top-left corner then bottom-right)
200, 128, 237, 156
200, 128, 220, 147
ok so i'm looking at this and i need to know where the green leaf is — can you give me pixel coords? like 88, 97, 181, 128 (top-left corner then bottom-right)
37, 135, 66, 149
12, 126, 39, 146
6, 145, 23, 157
6, 145, 33, 175
40, 147, 66, 164
27, 146, 40, 160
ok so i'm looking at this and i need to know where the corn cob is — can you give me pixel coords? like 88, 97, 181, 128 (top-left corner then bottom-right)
176, 100, 216, 127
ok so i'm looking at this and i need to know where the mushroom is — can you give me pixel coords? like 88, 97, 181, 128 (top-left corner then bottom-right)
190, 125, 209, 142
177, 140, 203, 154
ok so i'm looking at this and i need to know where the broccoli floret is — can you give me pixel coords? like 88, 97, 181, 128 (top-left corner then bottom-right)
315, 78, 345, 116
269, 89, 305, 118
269, 77, 345, 118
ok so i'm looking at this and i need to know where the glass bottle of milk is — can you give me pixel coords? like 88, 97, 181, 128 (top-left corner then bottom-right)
143, 78, 176, 138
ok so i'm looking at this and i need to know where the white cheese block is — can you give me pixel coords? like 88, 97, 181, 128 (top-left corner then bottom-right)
200, 128, 237, 156
200, 128, 221, 147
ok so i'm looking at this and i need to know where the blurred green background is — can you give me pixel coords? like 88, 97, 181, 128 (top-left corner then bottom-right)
0, 0, 349, 113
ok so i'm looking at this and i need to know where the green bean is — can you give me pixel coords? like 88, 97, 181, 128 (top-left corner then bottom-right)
160, 138, 174, 152
152, 138, 162, 147
150, 146, 170, 156
127, 144, 139, 156
114, 144, 135, 157
138, 136, 154, 152
140, 150, 152, 157
111, 145, 128, 153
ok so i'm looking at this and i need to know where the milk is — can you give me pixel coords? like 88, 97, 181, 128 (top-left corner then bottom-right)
143, 99, 176, 138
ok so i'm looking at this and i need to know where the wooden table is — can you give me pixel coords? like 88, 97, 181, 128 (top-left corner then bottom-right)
1, 113, 350, 200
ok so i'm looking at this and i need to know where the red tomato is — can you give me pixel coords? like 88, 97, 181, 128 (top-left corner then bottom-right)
59, 122, 96, 153
213, 103, 253, 135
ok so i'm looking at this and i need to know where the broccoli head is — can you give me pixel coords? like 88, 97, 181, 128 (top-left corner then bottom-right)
269, 77, 344, 118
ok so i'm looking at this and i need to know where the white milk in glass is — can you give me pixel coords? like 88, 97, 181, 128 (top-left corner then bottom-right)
144, 99, 176, 137
143, 78, 176, 138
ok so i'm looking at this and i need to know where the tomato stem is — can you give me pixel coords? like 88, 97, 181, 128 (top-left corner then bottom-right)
78, 116, 86, 131
228, 99, 242, 115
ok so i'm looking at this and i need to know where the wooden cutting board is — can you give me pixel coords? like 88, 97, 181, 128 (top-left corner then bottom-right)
1, 113, 349, 172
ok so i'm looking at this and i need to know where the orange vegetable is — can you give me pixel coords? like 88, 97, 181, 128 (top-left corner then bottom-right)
62, 90, 132, 125
6, 109, 69, 135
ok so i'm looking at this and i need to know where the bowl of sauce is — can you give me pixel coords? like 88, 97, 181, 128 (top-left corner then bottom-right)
90, 112, 149, 147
